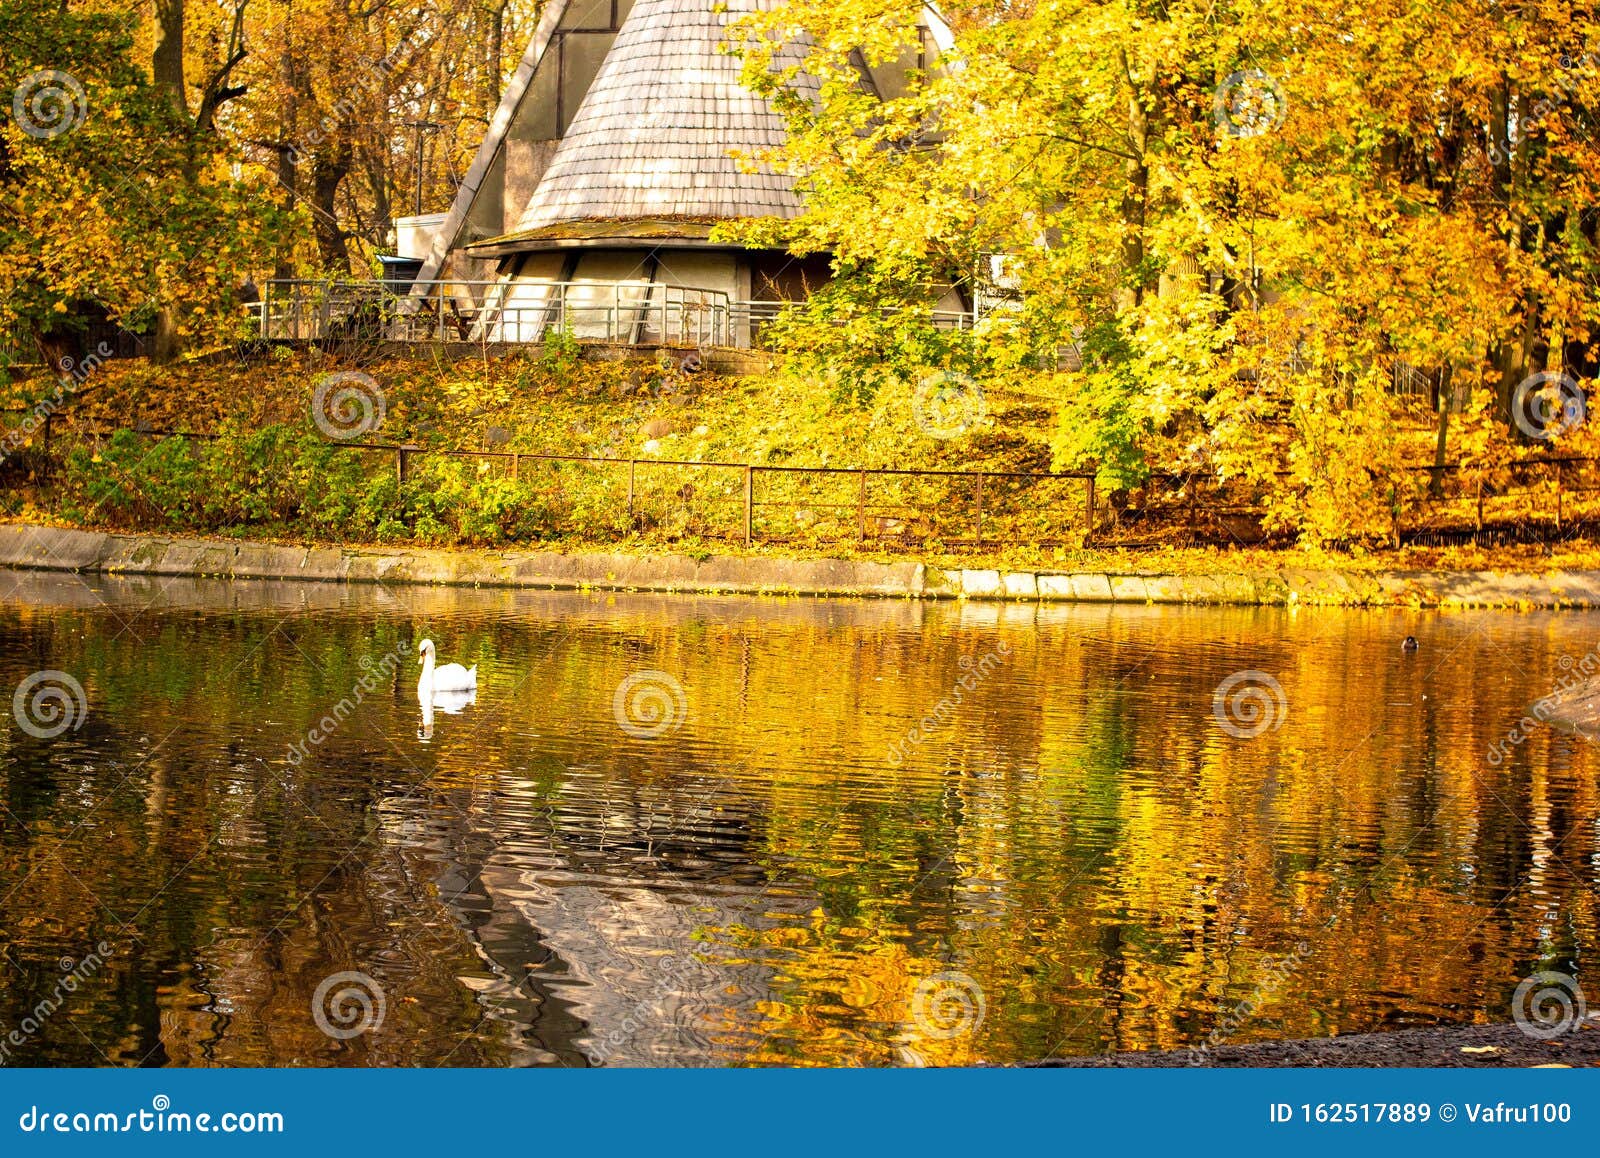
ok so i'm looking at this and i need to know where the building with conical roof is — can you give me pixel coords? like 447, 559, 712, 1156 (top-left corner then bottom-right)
416, 0, 953, 347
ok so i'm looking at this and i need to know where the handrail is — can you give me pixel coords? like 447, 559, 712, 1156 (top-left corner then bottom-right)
19, 417, 1600, 548
245, 280, 980, 348
251, 278, 735, 348
19, 412, 1600, 477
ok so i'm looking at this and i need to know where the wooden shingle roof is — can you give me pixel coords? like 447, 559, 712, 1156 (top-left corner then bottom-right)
510, 0, 815, 233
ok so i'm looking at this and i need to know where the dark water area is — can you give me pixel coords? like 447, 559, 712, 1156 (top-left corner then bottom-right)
0, 567, 1596, 1067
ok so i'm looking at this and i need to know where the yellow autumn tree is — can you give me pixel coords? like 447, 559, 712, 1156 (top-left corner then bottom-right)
729, 0, 1600, 544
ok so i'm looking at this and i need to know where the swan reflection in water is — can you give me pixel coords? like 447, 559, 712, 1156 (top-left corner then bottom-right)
418, 688, 476, 741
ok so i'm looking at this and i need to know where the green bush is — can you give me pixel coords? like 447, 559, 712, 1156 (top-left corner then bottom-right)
406, 457, 551, 545
57, 423, 556, 545
63, 430, 204, 527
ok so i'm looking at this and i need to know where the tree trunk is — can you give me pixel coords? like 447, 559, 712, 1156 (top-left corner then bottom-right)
1428, 366, 1454, 498
151, 308, 181, 363
312, 143, 354, 272
150, 0, 188, 362
1486, 75, 1529, 429
274, 144, 297, 280
487, 0, 507, 111
153, 0, 189, 119
366, 148, 391, 253
1494, 304, 1540, 434
1119, 70, 1150, 306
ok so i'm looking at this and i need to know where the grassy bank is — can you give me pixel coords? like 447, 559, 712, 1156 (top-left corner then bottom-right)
3, 347, 1599, 578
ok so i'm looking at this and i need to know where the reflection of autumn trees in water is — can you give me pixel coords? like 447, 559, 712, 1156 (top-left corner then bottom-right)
0, 576, 1596, 1066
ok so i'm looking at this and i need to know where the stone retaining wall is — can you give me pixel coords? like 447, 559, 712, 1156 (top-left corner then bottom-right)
2, 524, 1599, 607
937, 566, 1600, 607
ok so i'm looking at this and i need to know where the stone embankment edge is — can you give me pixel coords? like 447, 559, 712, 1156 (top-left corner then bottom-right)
2, 524, 1598, 607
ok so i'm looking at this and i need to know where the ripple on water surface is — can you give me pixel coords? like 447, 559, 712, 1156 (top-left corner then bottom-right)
0, 571, 1595, 1065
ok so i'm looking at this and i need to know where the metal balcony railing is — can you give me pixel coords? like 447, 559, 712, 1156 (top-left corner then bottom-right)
248, 280, 981, 350
251, 279, 734, 347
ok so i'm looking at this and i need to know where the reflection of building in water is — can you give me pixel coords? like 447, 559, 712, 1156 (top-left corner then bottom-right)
485, 873, 803, 1066
398, 763, 815, 1066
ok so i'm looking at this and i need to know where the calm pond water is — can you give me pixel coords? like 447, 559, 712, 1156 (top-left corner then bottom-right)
0, 567, 1596, 1067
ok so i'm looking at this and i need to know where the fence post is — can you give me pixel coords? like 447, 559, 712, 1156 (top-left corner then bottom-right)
974, 474, 985, 547
857, 469, 868, 540
744, 466, 754, 546
627, 460, 636, 527
1085, 476, 1095, 545
1555, 460, 1563, 533
397, 444, 413, 486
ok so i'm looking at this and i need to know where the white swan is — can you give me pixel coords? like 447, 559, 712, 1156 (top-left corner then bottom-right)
417, 638, 477, 699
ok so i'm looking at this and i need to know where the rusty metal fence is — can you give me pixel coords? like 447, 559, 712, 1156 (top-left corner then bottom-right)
0, 412, 1098, 547
7, 409, 1600, 548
